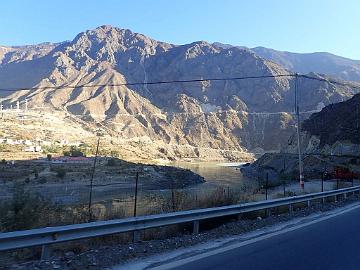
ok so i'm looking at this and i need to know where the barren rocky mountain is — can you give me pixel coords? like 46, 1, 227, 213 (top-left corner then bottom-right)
302, 93, 360, 147
0, 43, 58, 65
242, 93, 360, 182
0, 25, 359, 160
213, 42, 360, 83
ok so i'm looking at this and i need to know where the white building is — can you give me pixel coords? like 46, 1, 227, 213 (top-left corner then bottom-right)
24, 145, 42, 152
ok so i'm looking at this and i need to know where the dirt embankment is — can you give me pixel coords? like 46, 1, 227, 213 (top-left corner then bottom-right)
0, 157, 205, 187
241, 152, 360, 186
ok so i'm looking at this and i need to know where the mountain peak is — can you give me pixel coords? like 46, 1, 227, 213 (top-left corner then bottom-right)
0, 25, 359, 160
96, 24, 120, 31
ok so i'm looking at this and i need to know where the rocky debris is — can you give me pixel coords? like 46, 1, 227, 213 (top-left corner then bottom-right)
5, 195, 360, 270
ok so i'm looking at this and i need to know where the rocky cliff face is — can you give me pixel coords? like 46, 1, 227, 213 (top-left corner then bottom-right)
302, 93, 360, 146
0, 26, 359, 160
0, 43, 58, 65
243, 93, 360, 181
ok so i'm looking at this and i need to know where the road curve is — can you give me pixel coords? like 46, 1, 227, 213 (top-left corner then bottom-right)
156, 204, 360, 270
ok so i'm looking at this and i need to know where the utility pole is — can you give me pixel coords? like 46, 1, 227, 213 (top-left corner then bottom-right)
295, 73, 304, 190
133, 172, 139, 217
283, 158, 286, 197
88, 135, 101, 222
356, 104, 359, 131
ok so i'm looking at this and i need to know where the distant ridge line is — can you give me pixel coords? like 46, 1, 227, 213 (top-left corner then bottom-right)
0, 73, 359, 93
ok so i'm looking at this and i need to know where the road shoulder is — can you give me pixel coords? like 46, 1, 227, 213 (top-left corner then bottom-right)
114, 201, 360, 270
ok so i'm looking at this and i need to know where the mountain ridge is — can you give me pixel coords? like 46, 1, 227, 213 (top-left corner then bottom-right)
0, 25, 359, 161
213, 42, 360, 82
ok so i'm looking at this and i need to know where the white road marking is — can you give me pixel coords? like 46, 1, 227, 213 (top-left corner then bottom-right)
113, 202, 360, 270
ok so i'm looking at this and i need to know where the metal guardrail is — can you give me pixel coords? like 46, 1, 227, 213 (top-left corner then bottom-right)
1, 185, 359, 253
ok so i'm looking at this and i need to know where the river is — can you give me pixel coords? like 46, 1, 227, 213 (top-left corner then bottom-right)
169, 161, 252, 190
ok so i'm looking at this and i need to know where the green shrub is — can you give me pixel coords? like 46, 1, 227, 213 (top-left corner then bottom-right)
42, 145, 62, 154
64, 146, 86, 157
0, 183, 51, 231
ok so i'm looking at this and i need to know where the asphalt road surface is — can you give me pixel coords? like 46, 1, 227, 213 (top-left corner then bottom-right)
168, 205, 360, 270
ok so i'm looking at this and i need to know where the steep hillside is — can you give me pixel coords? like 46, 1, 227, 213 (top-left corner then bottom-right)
0, 26, 359, 160
213, 42, 360, 82
302, 93, 360, 146
242, 94, 360, 181
0, 43, 58, 65
252, 47, 360, 83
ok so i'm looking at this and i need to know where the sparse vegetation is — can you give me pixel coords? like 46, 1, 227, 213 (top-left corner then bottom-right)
0, 183, 52, 231
64, 146, 85, 157
110, 150, 120, 158
42, 145, 63, 154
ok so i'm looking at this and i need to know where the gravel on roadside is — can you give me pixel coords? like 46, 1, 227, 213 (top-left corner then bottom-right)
3, 195, 360, 270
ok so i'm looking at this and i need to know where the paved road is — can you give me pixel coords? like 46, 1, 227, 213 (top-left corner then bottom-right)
169, 206, 360, 270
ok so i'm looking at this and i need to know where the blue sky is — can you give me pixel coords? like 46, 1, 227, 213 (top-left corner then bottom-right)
1, 0, 359, 59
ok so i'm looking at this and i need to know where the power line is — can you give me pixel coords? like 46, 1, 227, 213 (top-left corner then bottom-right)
0, 73, 359, 94
300, 74, 360, 90
0, 74, 295, 92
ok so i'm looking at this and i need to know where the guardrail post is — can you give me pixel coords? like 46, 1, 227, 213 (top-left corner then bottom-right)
3, 186, 359, 253
289, 204, 293, 215
344, 193, 347, 199
41, 245, 51, 261
265, 173, 269, 200
193, 220, 200, 234
133, 230, 140, 243
307, 200, 311, 208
